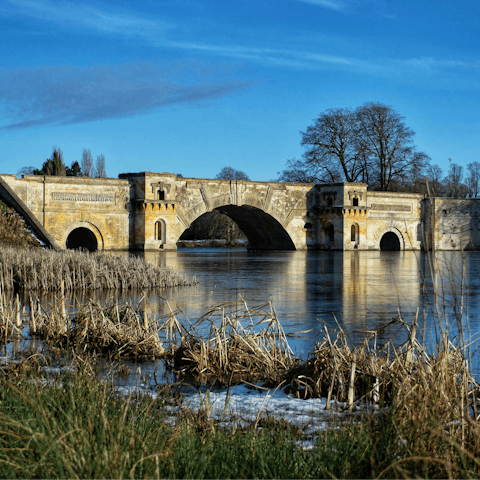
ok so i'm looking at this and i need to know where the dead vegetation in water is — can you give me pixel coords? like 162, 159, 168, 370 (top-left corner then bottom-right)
34, 297, 165, 360
160, 300, 299, 385
0, 246, 196, 291
284, 314, 478, 415
0, 281, 478, 434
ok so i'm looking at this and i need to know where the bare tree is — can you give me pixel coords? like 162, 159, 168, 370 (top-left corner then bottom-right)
215, 167, 250, 180
95, 154, 107, 178
425, 164, 444, 197
17, 166, 36, 176
301, 107, 365, 183
279, 102, 429, 189
444, 160, 467, 197
466, 161, 480, 197
81, 148, 94, 177
276, 157, 330, 183
355, 102, 430, 191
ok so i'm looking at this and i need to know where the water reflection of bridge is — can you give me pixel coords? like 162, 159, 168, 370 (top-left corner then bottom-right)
46, 250, 479, 356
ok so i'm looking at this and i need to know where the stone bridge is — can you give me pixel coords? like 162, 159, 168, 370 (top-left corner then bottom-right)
1, 171, 480, 251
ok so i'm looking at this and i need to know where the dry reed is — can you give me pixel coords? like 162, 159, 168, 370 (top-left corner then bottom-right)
0, 246, 196, 291
159, 300, 299, 385
35, 298, 165, 359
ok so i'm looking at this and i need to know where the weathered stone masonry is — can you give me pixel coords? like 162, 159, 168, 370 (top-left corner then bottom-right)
1, 171, 479, 251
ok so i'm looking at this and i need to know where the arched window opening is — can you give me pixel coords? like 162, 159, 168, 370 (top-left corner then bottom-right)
66, 228, 98, 252
325, 224, 335, 245
353, 198, 359, 207
155, 219, 166, 247
304, 222, 312, 230
327, 197, 333, 207
158, 189, 165, 200
351, 224, 356, 242
380, 232, 401, 251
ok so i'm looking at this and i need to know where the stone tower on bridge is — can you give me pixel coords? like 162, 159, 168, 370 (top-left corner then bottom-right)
1, 171, 479, 251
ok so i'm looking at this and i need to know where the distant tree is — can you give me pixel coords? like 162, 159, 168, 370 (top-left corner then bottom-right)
276, 158, 323, 183
466, 161, 480, 197
444, 160, 468, 197
81, 149, 94, 177
95, 154, 107, 178
426, 164, 444, 197
281, 102, 430, 190
17, 166, 36, 176
66, 161, 82, 177
215, 167, 250, 181
33, 147, 66, 176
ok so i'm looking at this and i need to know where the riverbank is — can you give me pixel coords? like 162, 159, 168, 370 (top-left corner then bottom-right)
176, 239, 247, 248
0, 349, 478, 479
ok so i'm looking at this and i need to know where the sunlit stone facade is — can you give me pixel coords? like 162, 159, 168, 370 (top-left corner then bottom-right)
1, 172, 479, 251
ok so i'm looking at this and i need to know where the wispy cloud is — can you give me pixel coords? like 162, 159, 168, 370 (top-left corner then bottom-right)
402, 57, 473, 71
3, 0, 477, 83
294, 0, 347, 12
3, 0, 170, 37
0, 63, 252, 130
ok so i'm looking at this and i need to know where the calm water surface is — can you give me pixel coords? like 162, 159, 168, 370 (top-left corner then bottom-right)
98, 249, 480, 367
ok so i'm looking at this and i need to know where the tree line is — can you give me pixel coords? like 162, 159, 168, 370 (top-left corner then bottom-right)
19, 148, 107, 178
277, 101, 480, 198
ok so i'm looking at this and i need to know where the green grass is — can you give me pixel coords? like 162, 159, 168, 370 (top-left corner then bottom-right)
0, 360, 479, 479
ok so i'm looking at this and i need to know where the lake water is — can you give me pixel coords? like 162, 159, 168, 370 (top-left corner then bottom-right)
89, 249, 480, 368
10, 248, 480, 383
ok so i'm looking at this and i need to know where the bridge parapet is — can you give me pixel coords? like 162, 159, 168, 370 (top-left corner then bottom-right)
4, 170, 480, 251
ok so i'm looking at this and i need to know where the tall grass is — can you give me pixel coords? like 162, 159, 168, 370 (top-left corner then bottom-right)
0, 246, 196, 291
0, 351, 479, 478
0, 362, 322, 479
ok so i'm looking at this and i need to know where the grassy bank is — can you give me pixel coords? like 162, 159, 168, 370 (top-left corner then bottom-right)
0, 246, 197, 291
0, 201, 40, 249
0, 356, 478, 478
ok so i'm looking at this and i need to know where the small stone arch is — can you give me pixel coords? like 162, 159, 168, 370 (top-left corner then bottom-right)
65, 221, 104, 251
378, 227, 405, 251
154, 217, 167, 248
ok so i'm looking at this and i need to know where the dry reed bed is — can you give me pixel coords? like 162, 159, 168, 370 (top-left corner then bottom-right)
34, 299, 165, 360
284, 318, 477, 413
161, 300, 298, 385
0, 246, 196, 291
0, 289, 479, 433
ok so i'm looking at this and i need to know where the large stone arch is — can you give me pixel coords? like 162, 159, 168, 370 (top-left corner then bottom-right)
176, 199, 297, 250
64, 221, 104, 251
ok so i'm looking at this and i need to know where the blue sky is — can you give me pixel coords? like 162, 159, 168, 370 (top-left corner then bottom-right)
1, 0, 479, 181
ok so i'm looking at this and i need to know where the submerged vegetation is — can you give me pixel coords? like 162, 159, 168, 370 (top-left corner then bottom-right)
0, 246, 196, 291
